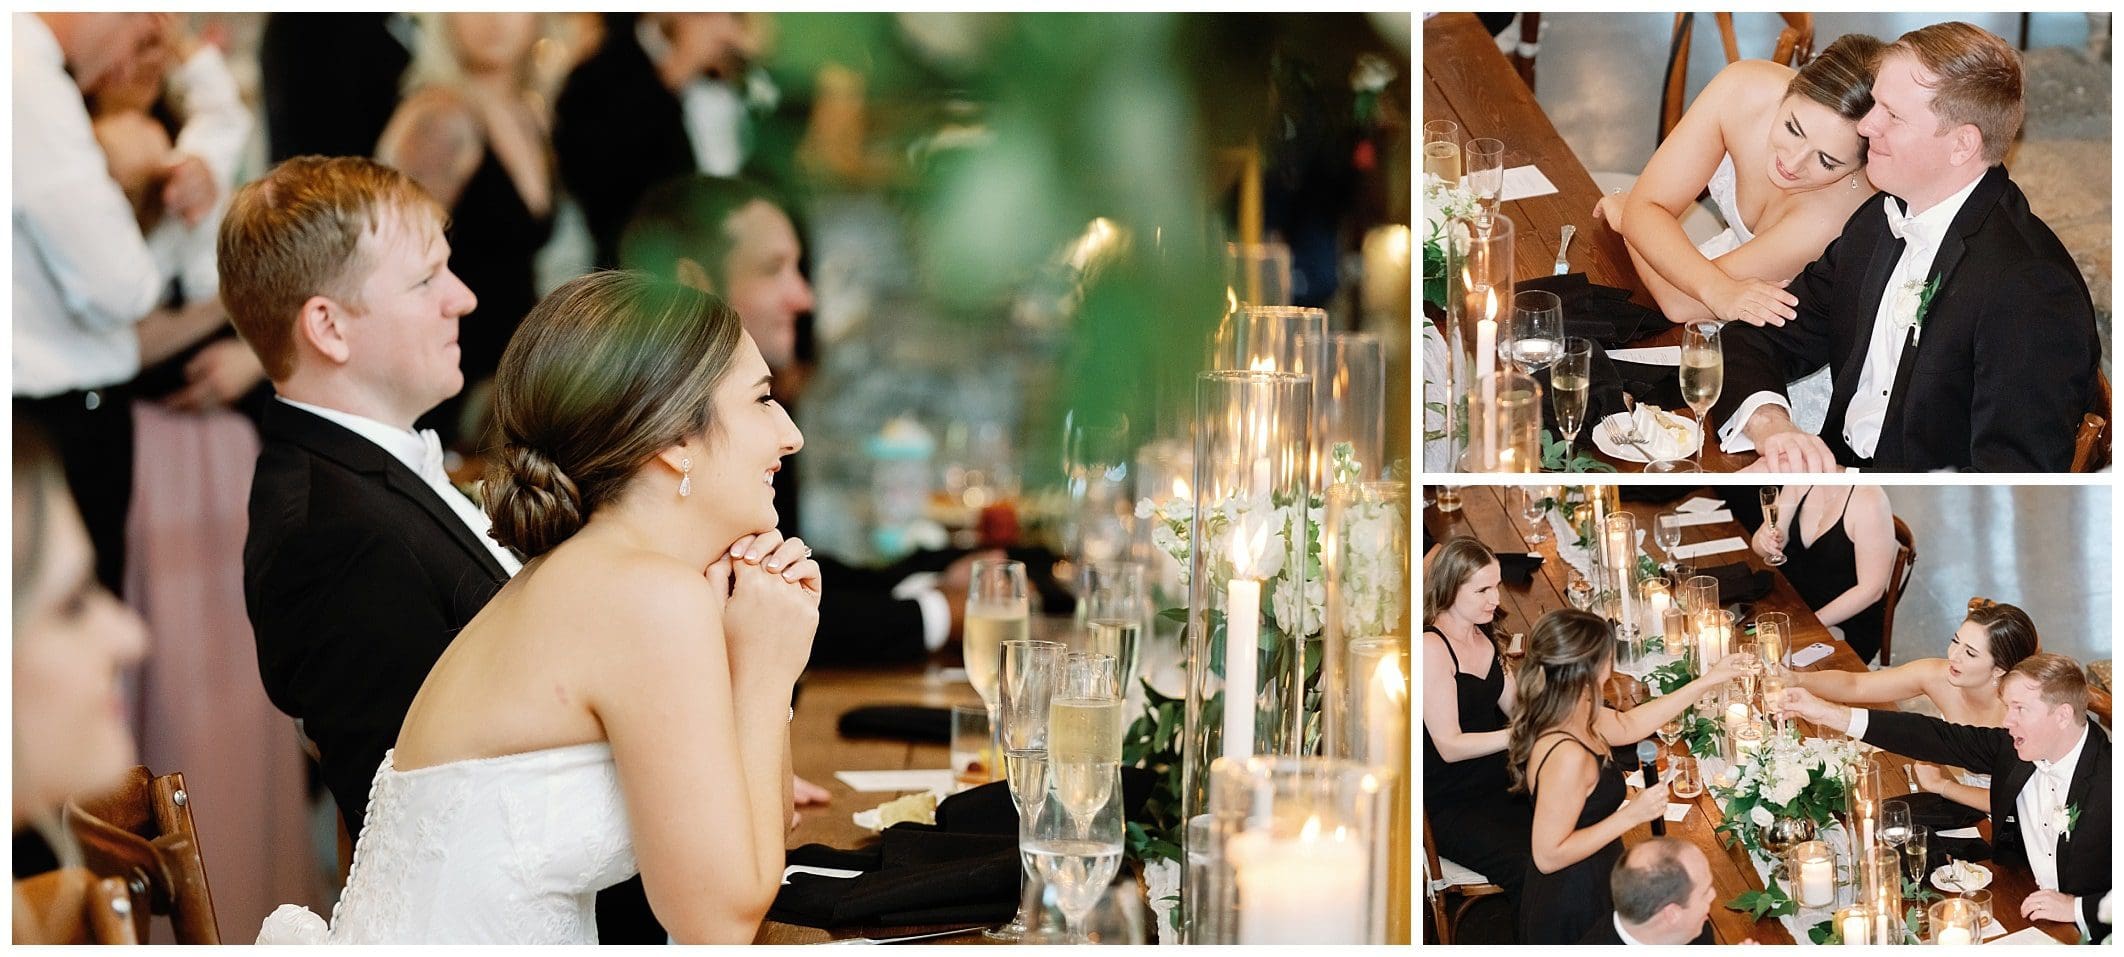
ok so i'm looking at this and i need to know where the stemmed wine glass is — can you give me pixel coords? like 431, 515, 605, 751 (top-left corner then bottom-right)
1024, 739, 1124, 943
1654, 509, 1687, 578
1679, 321, 1724, 471
1505, 291, 1563, 376
1657, 714, 1684, 769
1552, 338, 1593, 465
1517, 485, 1552, 545
986, 639, 1066, 940
1466, 137, 1505, 231
1759, 486, 1787, 566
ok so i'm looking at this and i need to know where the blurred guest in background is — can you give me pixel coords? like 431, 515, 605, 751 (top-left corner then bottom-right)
377, 12, 556, 450
258, 13, 409, 163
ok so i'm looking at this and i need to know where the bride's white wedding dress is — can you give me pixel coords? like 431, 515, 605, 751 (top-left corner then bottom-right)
257, 742, 637, 944
1699, 154, 1831, 437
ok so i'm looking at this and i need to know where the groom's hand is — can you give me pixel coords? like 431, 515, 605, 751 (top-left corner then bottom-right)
1742, 407, 1840, 472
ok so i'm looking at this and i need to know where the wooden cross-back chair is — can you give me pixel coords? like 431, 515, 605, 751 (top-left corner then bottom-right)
1422, 816, 1507, 944
1876, 517, 1918, 667
12, 868, 140, 944
2071, 369, 2111, 472
1661, 13, 1817, 143
63, 766, 220, 944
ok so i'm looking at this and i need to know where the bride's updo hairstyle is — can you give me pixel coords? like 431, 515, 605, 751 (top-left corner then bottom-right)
485, 270, 744, 557
1787, 34, 1889, 163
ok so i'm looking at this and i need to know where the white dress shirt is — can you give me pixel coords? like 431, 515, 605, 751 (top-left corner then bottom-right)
1717, 174, 1985, 458
12, 13, 164, 397
277, 398, 524, 577
634, 17, 746, 177
1848, 711, 2091, 935
147, 45, 255, 304
1613, 913, 1651, 946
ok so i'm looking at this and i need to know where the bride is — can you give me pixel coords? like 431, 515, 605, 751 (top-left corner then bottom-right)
1595, 34, 1885, 328
261, 271, 818, 943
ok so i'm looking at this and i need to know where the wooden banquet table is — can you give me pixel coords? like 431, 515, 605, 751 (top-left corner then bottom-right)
1422, 485, 2081, 944
1423, 12, 1758, 473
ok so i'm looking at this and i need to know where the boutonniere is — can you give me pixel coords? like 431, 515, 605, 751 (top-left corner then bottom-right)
2053, 802, 2083, 839
1892, 275, 1943, 343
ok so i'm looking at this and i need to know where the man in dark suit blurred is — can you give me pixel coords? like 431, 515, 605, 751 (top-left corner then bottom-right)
621, 173, 997, 666
1782, 653, 2110, 941
258, 13, 410, 162
1579, 837, 1718, 944
556, 13, 762, 268
1709, 22, 2097, 473
221, 156, 663, 942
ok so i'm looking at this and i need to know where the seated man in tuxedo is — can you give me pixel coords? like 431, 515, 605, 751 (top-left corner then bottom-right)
1580, 837, 1718, 944
219, 157, 661, 941
1781, 653, 2110, 941
1710, 21, 2098, 473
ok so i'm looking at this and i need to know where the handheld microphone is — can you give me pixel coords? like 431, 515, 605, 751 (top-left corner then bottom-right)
1637, 740, 1665, 836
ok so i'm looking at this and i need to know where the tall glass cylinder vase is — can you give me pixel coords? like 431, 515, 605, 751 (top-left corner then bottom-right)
1132, 439, 1193, 707
1214, 305, 1327, 375
1347, 637, 1412, 943
1321, 482, 1412, 755
1181, 370, 1312, 940
1443, 214, 1514, 475
1225, 241, 1293, 308
1200, 757, 1392, 944
1295, 331, 1387, 486
1465, 371, 1541, 472
1862, 845, 1903, 943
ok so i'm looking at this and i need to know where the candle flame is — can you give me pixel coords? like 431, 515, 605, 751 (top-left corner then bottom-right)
1299, 815, 1322, 842
1172, 477, 1191, 500
1375, 653, 1407, 705
1483, 286, 1499, 321
1248, 357, 1276, 373
1226, 287, 1240, 314
1227, 514, 1272, 576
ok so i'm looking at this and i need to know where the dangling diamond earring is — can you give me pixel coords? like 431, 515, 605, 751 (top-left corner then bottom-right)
1849, 176, 1859, 190
679, 458, 692, 498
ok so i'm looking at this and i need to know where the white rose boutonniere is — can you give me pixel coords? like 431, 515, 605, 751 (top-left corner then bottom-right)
2053, 802, 2082, 840
1892, 275, 1944, 343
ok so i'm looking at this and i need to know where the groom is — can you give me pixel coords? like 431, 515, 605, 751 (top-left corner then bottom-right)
1780, 654, 2110, 941
1710, 21, 2098, 472
221, 157, 662, 942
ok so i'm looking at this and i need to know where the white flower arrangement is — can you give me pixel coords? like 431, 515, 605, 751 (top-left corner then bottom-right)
1713, 730, 1865, 858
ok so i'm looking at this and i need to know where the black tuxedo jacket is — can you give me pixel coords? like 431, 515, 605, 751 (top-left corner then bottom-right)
1576, 914, 1714, 944
554, 13, 698, 269
1710, 166, 2098, 472
1861, 710, 2111, 941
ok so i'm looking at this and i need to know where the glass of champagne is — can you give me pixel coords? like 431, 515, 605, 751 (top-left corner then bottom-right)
1078, 561, 1148, 696
1423, 119, 1461, 185
1465, 137, 1506, 230
989, 639, 1066, 940
1658, 713, 1684, 766
1902, 824, 1930, 887
1051, 653, 1122, 829
1654, 508, 1687, 577
967, 560, 1031, 762
1759, 486, 1787, 566
1552, 338, 1593, 465
1517, 485, 1551, 545
1679, 321, 1724, 470
1506, 291, 1563, 376
1022, 771, 1126, 946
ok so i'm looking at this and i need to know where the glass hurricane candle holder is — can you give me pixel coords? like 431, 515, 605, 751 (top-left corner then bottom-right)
1697, 608, 1737, 669
1225, 241, 1293, 308
1928, 898, 1979, 945
1680, 574, 1720, 620
1215, 305, 1326, 377
1182, 370, 1311, 918
1201, 757, 1391, 944
1862, 845, 1903, 943
1322, 482, 1411, 755
1836, 904, 1875, 945
1638, 577, 1673, 645
1464, 371, 1541, 472
1295, 331, 1386, 488
1444, 214, 1515, 450
1788, 841, 1838, 909
1347, 636, 1412, 943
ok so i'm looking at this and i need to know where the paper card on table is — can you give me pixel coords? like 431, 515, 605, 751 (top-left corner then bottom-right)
1627, 769, 1644, 788
1675, 496, 1726, 513
1936, 826, 1982, 839
1668, 537, 1747, 560
1665, 803, 1690, 823
1500, 165, 1558, 201
1789, 643, 1835, 668
1607, 346, 1682, 366
835, 769, 955, 793
1673, 509, 1735, 527
1978, 916, 2009, 940
781, 864, 863, 885
1988, 927, 2065, 945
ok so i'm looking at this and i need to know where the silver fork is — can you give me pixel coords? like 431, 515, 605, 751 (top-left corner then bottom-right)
1554, 224, 1577, 275
1604, 414, 1658, 461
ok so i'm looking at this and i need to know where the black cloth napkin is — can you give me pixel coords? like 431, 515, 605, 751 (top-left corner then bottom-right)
1517, 273, 1668, 348
1495, 552, 1544, 587
1901, 790, 1988, 832
769, 771, 1160, 929
837, 706, 951, 744
1693, 561, 1773, 604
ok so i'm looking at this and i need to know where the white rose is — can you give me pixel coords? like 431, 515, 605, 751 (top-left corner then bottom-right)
1750, 806, 1775, 828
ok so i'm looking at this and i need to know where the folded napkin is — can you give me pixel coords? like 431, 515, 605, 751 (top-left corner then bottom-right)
1901, 791, 1988, 832
1600, 405, 1695, 461
1694, 562, 1773, 604
1668, 537, 1748, 561
1516, 273, 1665, 348
1495, 552, 1544, 587
937, 771, 1159, 836
837, 705, 952, 744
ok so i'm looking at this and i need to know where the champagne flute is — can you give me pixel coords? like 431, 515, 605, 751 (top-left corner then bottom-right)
989, 639, 1067, 941
1051, 653, 1122, 829
1024, 760, 1125, 944
1078, 562, 1148, 697
1465, 137, 1505, 231
1552, 338, 1593, 465
1506, 291, 1563, 375
967, 560, 1031, 797
1423, 119, 1461, 185
1679, 321, 1724, 470
1653, 508, 1687, 577
1759, 486, 1787, 566
1658, 714, 1684, 767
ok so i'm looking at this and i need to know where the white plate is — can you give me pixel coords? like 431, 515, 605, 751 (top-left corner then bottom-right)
1589, 413, 1700, 463
1930, 861, 1993, 893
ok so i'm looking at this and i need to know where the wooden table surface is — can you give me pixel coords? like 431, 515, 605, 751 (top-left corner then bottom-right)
1423, 485, 2079, 944
1423, 12, 1757, 473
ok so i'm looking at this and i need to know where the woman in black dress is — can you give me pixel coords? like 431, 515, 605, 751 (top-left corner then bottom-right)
1510, 610, 1747, 944
1752, 485, 1896, 663
1421, 538, 1531, 910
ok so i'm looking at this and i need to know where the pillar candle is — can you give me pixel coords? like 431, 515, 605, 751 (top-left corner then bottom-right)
1230, 826, 1369, 944
1224, 578, 1261, 760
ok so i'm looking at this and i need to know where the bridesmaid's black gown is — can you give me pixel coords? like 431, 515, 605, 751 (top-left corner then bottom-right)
1518, 732, 1626, 946
1778, 488, 1886, 664
1421, 629, 1533, 906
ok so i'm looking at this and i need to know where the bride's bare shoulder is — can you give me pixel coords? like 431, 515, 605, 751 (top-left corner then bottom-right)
525, 541, 720, 653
